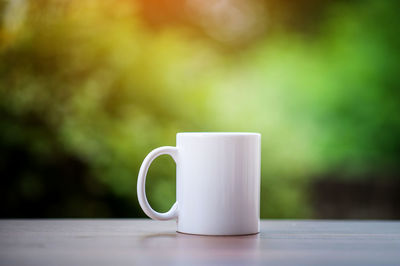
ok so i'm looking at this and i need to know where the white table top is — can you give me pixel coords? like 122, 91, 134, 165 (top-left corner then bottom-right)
0, 219, 399, 266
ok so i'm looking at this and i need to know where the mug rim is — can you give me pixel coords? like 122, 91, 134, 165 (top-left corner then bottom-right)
177, 132, 260, 137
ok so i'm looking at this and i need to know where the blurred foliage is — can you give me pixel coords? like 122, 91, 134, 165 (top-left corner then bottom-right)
0, 0, 399, 218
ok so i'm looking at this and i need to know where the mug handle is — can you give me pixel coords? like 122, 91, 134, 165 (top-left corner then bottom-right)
137, 146, 179, 220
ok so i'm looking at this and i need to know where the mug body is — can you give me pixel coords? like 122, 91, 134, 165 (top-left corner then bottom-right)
176, 133, 261, 235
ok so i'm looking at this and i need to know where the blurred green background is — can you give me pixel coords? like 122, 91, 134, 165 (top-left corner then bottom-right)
1, 0, 399, 219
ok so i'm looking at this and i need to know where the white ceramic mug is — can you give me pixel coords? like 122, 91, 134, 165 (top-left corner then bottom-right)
137, 132, 261, 235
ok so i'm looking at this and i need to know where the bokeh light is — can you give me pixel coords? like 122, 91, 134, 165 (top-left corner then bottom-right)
1, 0, 399, 219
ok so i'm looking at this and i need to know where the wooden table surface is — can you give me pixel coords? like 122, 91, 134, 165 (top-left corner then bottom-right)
0, 219, 399, 266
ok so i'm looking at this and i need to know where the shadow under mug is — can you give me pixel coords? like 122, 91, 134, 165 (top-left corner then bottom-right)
137, 132, 261, 236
